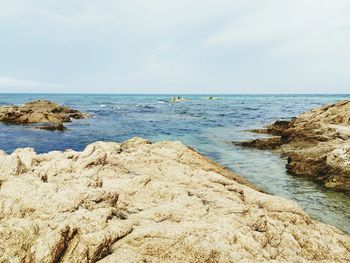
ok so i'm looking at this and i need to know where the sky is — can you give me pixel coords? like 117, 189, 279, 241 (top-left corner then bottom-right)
0, 0, 350, 94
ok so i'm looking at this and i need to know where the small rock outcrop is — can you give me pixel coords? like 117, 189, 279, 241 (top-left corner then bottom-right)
238, 100, 350, 191
0, 138, 349, 262
0, 100, 89, 130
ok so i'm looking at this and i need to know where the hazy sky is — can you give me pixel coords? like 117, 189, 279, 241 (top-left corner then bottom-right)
0, 0, 350, 93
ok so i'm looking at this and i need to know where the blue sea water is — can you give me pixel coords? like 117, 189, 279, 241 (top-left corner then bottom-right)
1, 93, 350, 232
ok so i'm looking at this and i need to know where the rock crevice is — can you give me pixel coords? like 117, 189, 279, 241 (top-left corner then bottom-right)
0, 138, 349, 262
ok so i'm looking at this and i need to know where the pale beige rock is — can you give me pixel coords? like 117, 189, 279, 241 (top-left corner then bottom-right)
0, 100, 89, 130
0, 138, 349, 262
240, 100, 350, 191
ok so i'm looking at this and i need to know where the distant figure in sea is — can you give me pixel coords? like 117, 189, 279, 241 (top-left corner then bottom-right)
170, 96, 190, 103
171, 96, 178, 103
208, 96, 220, 100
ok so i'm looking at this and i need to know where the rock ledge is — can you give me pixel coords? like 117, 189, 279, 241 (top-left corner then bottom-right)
1, 137, 349, 262
0, 100, 89, 130
238, 100, 350, 191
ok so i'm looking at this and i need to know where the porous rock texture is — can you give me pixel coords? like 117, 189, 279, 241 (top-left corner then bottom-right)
0, 100, 89, 130
239, 100, 350, 192
0, 138, 349, 262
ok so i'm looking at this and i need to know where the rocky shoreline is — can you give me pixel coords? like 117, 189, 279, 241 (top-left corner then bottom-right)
1, 137, 349, 262
238, 100, 350, 192
0, 100, 89, 131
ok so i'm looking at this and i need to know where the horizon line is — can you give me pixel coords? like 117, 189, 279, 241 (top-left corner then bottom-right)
0, 92, 350, 96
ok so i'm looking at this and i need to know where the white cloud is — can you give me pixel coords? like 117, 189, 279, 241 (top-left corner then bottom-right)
271, 24, 350, 58
203, 0, 350, 49
128, 54, 192, 87
0, 77, 65, 92
0, 0, 349, 93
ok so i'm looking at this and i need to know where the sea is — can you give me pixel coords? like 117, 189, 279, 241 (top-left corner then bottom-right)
0, 93, 349, 232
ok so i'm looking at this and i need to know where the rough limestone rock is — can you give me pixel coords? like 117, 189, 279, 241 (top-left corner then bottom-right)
0, 100, 89, 130
238, 100, 350, 191
0, 137, 349, 262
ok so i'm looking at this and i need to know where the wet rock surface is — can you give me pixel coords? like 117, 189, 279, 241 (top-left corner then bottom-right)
238, 100, 350, 192
0, 100, 89, 130
0, 137, 349, 262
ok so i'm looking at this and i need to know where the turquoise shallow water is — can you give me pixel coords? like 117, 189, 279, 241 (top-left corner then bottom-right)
1, 93, 350, 232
